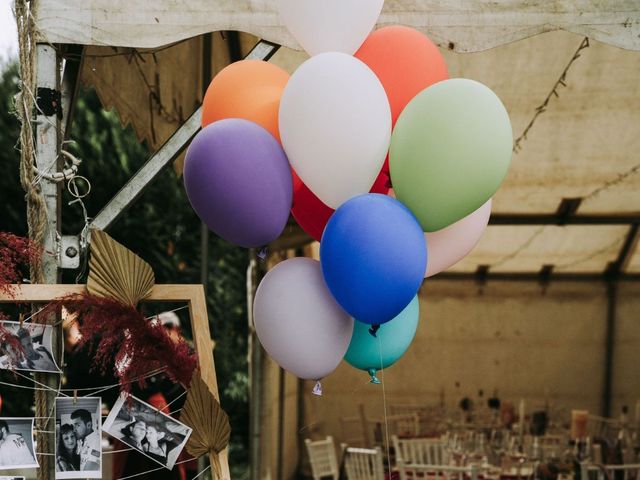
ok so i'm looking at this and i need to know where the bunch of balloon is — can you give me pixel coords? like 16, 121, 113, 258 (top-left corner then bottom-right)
181, 0, 513, 392
277, 1, 434, 388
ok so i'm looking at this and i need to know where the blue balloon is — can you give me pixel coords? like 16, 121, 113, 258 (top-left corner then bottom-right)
344, 296, 420, 383
320, 194, 426, 325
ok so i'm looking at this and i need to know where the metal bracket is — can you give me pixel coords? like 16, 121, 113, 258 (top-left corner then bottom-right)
59, 235, 80, 269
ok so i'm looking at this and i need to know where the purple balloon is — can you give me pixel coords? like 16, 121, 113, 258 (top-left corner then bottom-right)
184, 119, 293, 247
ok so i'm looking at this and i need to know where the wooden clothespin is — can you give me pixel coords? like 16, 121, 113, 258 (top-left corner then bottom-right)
73, 389, 78, 404
19, 313, 24, 328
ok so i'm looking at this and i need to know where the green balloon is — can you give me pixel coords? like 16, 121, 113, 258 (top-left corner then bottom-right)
389, 78, 512, 232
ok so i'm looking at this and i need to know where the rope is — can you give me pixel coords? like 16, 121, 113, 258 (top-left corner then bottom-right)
15, 2, 55, 478
15, 0, 47, 285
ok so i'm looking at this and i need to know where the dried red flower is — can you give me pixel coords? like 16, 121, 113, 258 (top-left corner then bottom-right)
0, 232, 42, 294
39, 293, 198, 393
0, 322, 26, 366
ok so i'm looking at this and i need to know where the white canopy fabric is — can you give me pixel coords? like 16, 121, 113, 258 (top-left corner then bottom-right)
36, 0, 640, 52
36, 2, 640, 275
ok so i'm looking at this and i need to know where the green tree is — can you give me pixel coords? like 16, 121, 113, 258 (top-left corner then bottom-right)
0, 61, 250, 478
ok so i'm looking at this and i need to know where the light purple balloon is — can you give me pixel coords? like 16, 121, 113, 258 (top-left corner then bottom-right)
253, 258, 354, 380
184, 118, 293, 247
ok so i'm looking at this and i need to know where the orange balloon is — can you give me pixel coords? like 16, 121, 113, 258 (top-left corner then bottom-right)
355, 26, 448, 126
202, 60, 290, 141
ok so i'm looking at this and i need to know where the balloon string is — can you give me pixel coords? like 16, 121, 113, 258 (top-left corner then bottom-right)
378, 334, 391, 478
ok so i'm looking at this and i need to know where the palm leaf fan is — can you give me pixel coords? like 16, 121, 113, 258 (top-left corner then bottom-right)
87, 229, 155, 307
181, 370, 231, 479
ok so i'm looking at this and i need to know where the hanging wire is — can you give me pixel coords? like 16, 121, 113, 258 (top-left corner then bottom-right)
115, 458, 203, 480
377, 334, 392, 479
513, 37, 590, 154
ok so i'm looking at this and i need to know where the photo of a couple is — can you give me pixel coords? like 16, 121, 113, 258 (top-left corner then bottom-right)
103, 393, 192, 470
55, 397, 102, 479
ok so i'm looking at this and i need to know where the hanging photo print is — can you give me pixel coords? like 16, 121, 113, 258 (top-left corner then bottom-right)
103, 393, 193, 470
55, 397, 102, 479
0, 418, 38, 470
0, 477, 26, 480
0, 320, 60, 373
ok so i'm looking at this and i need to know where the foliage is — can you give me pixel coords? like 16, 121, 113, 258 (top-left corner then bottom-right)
38, 293, 198, 391
0, 232, 41, 292
0, 61, 250, 477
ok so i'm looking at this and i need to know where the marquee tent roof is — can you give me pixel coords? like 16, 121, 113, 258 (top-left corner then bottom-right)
35, 1, 640, 277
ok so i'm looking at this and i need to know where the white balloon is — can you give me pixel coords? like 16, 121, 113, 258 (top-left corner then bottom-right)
279, 53, 391, 209
277, 0, 384, 56
425, 199, 492, 277
253, 257, 354, 380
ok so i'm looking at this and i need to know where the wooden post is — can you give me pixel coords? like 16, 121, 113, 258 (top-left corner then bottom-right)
34, 42, 61, 480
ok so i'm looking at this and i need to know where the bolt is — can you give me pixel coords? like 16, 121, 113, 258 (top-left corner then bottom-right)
65, 246, 78, 258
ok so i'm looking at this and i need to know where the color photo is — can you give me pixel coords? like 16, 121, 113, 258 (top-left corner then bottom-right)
103, 393, 192, 470
0, 321, 60, 373
0, 418, 38, 470
55, 397, 102, 479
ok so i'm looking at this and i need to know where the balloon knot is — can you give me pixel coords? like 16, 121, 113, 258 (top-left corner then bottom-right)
312, 380, 323, 396
257, 246, 268, 260
368, 368, 381, 385
385, 178, 392, 189
368, 324, 380, 337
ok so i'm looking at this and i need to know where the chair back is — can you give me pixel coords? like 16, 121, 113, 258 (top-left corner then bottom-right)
581, 463, 640, 480
388, 413, 420, 438
398, 464, 480, 480
343, 446, 385, 480
587, 415, 621, 443
392, 434, 447, 466
305, 436, 339, 480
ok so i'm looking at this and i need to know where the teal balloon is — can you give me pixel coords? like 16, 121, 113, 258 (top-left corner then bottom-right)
344, 296, 419, 382
389, 78, 512, 232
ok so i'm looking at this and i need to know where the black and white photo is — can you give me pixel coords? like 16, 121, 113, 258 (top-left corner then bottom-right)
0, 418, 38, 470
0, 320, 60, 373
103, 393, 192, 470
55, 397, 102, 479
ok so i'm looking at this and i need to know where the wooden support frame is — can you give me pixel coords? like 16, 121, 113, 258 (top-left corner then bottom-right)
0, 284, 230, 479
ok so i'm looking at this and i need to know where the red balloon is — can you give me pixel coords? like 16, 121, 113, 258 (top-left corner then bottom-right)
292, 169, 389, 242
355, 26, 448, 126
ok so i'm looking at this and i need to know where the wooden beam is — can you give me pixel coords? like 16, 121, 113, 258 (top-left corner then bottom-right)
490, 213, 640, 225
432, 272, 640, 282
605, 224, 640, 275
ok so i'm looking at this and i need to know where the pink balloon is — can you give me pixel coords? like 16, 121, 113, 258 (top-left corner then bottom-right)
424, 199, 492, 277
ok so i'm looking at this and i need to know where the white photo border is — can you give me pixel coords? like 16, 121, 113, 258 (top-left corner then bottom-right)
103, 392, 192, 470
54, 397, 102, 479
0, 320, 61, 373
0, 417, 39, 471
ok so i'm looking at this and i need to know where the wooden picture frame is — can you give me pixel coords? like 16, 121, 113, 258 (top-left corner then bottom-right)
0, 284, 229, 479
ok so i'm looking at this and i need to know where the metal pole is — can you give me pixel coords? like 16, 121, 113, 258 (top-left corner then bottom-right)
34, 42, 61, 480
248, 252, 263, 480
277, 366, 286, 480
602, 279, 617, 417
200, 32, 212, 290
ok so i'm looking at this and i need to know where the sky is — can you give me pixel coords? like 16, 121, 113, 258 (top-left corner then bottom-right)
1, 0, 18, 62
